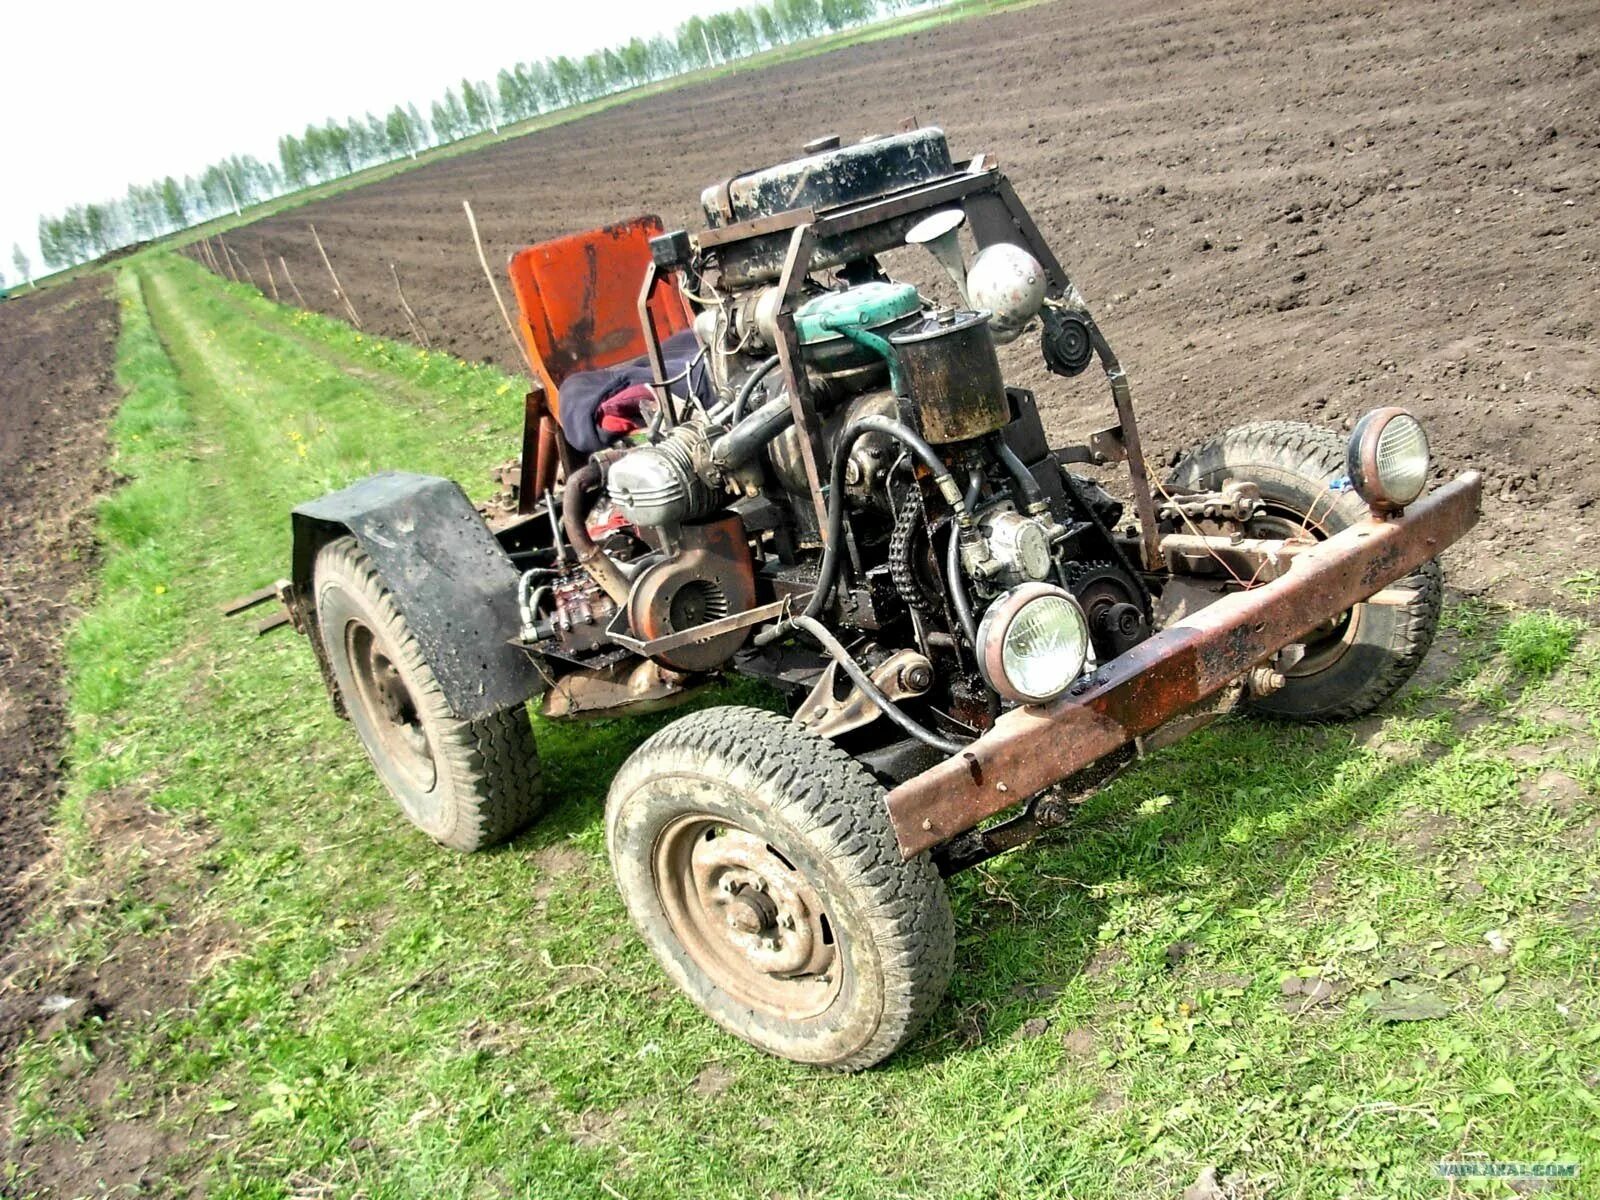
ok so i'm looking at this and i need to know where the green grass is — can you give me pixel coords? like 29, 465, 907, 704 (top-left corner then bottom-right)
1498, 611, 1581, 681
5, 252, 1598, 1198
28, 0, 1046, 292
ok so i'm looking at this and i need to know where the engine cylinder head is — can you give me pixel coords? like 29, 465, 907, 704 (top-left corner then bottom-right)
606, 423, 715, 529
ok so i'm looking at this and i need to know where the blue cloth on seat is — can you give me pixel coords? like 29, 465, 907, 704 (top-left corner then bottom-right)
557, 331, 711, 453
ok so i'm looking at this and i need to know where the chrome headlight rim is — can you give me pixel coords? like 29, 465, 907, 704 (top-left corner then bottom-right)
975, 582, 1091, 706
1347, 406, 1431, 512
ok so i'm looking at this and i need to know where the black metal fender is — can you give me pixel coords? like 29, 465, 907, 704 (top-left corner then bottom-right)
290, 472, 544, 722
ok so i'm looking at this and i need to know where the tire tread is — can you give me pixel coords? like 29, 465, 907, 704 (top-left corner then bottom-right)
607, 706, 954, 1070
316, 537, 542, 851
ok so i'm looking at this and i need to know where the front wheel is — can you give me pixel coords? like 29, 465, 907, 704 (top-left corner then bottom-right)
313, 536, 543, 851
606, 706, 954, 1070
1167, 421, 1443, 720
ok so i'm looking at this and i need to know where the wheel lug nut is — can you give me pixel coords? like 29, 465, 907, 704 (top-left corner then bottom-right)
720, 877, 740, 895
779, 913, 796, 931
749, 877, 768, 894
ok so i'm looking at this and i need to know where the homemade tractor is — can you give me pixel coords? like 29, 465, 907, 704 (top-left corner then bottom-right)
283, 129, 1481, 1069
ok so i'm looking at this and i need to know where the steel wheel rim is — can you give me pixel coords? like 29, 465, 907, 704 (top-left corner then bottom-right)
652, 813, 842, 1020
1248, 504, 1364, 676
344, 619, 440, 801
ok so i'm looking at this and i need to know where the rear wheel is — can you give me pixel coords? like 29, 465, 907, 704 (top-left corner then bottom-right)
314, 536, 542, 851
1167, 421, 1443, 720
606, 706, 954, 1070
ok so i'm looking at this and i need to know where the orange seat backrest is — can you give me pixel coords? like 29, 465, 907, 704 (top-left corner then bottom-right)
507, 215, 694, 415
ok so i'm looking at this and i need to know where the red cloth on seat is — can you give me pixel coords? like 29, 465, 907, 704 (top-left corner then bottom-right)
596, 382, 653, 439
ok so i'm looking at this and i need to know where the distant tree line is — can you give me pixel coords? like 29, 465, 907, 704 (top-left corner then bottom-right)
33, 0, 943, 274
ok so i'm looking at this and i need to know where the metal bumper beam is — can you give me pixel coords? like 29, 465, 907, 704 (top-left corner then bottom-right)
886, 472, 1484, 858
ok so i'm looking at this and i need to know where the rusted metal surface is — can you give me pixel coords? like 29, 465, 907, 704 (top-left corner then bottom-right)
626, 515, 757, 671
220, 583, 282, 616
655, 815, 841, 1018
636, 260, 674, 424
607, 594, 807, 659
886, 471, 1484, 858
1159, 531, 1311, 581
933, 743, 1137, 875
539, 658, 696, 720
1087, 424, 1128, 464
771, 225, 832, 544
795, 648, 932, 739
890, 311, 1010, 444
517, 384, 561, 514
695, 206, 817, 251
1103, 359, 1163, 571
505, 216, 693, 409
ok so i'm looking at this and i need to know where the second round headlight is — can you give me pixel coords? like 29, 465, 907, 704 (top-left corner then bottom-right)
976, 583, 1091, 705
1347, 407, 1430, 511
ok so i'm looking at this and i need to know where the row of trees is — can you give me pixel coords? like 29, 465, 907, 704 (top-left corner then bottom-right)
1, 244, 33, 292
33, 0, 945, 275
36, 155, 282, 273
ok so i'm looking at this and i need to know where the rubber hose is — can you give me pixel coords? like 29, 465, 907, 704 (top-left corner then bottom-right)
993, 436, 1046, 510
562, 461, 630, 605
730, 354, 782, 424
802, 415, 970, 624
792, 616, 965, 756
945, 469, 984, 646
710, 395, 796, 470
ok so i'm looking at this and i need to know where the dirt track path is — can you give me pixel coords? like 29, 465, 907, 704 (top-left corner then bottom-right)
225, 0, 1600, 609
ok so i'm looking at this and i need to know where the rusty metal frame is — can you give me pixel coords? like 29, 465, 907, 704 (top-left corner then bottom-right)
698, 163, 1167, 571
770, 224, 833, 543
885, 471, 1484, 858
636, 261, 674, 425
605, 594, 812, 658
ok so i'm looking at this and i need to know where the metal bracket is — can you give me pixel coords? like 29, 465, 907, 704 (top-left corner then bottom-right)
1087, 424, 1128, 465
604, 594, 814, 659
794, 649, 931, 740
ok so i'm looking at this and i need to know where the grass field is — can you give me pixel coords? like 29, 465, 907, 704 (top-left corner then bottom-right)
6, 253, 1598, 1198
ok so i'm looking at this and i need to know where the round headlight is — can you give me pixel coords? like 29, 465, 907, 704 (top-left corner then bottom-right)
1347, 407, 1430, 511
976, 583, 1090, 705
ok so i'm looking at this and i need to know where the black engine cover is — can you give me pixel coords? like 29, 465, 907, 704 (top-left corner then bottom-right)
702, 128, 953, 227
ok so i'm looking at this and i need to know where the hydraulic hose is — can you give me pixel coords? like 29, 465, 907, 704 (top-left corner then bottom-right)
945, 469, 984, 646
792, 616, 965, 755
561, 460, 631, 605
729, 354, 782, 424
993, 436, 1047, 512
801, 414, 971, 624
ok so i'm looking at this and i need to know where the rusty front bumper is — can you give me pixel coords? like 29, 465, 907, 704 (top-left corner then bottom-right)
887, 471, 1484, 858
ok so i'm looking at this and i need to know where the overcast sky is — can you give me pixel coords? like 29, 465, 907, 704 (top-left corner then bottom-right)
1, 0, 751, 277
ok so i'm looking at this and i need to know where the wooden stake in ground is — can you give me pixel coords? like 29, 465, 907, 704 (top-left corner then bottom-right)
462, 200, 535, 377
261, 254, 280, 303
278, 256, 307, 307
222, 239, 257, 289
308, 223, 363, 329
214, 237, 238, 283
389, 263, 431, 348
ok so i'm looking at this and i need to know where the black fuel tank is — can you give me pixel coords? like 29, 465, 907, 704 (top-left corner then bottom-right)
702, 128, 953, 227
